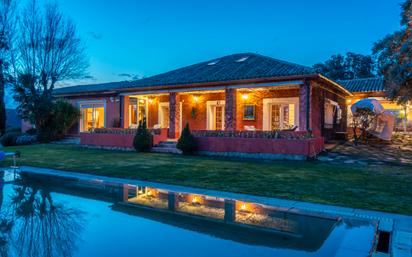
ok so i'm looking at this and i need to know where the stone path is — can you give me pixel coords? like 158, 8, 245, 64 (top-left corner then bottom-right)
318, 133, 412, 167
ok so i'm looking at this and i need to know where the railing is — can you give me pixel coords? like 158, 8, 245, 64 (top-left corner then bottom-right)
191, 130, 312, 140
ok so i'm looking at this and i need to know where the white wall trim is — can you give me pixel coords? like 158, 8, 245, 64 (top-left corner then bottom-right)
206, 100, 225, 130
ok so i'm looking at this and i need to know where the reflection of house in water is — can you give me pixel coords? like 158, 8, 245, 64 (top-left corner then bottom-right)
21, 173, 343, 252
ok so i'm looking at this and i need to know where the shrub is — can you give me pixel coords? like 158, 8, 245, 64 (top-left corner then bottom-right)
133, 120, 152, 152
177, 123, 197, 155
15, 134, 38, 145
25, 128, 37, 135
0, 132, 22, 146
50, 99, 81, 138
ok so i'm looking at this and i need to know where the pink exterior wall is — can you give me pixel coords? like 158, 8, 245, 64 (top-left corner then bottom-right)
195, 136, 324, 158
80, 128, 168, 149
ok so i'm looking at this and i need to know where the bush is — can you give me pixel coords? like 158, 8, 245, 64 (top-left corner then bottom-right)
0, 132, 23, 146
0, 132, 38, 146
177, 123, 197, 155
15, 134, 38, 145
25, 128, 37, 135
133, 120, 152, 152
50, 99, 81, 138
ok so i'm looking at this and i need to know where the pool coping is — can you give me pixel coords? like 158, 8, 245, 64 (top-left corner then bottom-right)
12, 166, 410, 223
9, 166, 412, 256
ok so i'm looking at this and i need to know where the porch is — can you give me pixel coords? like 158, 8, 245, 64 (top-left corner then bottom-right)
77, 80, 347, 159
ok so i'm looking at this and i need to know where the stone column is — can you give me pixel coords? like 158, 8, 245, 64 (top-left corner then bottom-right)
224, 199, 236, 223
299, 81, 311, 131
168, 92, 180, 138
168, 192, 178, 211
225, 88, 237, 131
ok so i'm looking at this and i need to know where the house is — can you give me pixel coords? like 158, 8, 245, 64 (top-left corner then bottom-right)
54, 53, 353, 160
339, 77, 412, 132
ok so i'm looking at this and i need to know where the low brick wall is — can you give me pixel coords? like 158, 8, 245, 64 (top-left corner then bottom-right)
195, 136, 324, 160
80, 128, 168, 149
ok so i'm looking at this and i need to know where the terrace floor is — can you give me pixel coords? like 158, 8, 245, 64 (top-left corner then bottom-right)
1, 143, 411, 215
320, 133, 412, 167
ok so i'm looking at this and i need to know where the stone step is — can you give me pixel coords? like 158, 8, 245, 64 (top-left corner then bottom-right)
156, 142, 177, 148
151, 146, 182, 154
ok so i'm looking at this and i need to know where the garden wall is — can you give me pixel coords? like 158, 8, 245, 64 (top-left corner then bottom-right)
80, 128, 168, 149
195, 136, 324, 160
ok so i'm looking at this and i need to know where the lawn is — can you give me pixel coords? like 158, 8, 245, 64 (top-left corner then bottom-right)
1, 144, 412, 215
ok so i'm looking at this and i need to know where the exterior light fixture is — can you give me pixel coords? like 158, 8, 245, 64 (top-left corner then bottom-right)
147, 190, 153, 196
347, 99, 352, 104
148, 97, 155, 104
192, 196, 199, 204
193, 95, 199, 103
242, 93, 249, 100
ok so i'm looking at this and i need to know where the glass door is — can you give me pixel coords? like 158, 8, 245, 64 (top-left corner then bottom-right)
80, 103, 105, 132
270, 104, 292, 130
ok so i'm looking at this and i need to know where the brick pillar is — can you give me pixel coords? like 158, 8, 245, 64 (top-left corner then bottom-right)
225, 88, 237, 131
299, 81, 311, 131
121, 96, 130, 128
168, 92, 180, 138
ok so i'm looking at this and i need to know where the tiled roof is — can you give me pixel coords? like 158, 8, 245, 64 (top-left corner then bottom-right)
338, 77, 385, 93
54, 53, 315, 95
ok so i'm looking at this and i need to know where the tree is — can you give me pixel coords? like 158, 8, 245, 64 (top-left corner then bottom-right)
177, 123, 197, 155
133, 119, 152, 152
313, 52, 376, 80
373, 0, 412, 104
351, 107, 377, 145
12, 0, 88, 139
0, 0, 17, 136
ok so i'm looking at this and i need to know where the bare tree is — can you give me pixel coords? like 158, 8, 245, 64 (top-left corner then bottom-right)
13, 0, 88, 139
0, 0, 18, 136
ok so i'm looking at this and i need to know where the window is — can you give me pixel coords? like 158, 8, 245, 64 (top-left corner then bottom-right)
270, 104, 294, 130
236, 56, 249, 62
262, 98, 299, 131
80, 102, 105, 132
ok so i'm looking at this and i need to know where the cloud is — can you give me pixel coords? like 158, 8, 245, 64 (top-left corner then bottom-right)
118, 73, 132, 78
83, 75, 97, 80
87, 31, 103, 40
118, 73, 144, 80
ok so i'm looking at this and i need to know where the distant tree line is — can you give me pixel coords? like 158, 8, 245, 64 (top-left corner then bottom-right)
314, 0, 411, 104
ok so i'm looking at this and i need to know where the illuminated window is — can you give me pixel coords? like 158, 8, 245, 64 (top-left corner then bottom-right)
129, 98, 147, 127
80, 103, 105, 132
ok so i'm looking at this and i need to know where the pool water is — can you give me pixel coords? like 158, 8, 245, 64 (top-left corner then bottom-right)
0, 170, 376, 257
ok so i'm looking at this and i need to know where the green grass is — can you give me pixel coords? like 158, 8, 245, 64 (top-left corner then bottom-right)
2, 144, 412, 215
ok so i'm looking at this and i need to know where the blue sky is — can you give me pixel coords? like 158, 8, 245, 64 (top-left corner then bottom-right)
37, 0, 405, 87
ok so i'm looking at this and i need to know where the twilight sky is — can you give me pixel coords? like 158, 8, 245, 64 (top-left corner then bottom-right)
48, 0, 403, 86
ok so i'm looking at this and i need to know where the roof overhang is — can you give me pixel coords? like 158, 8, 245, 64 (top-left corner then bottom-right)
54, 74, 353, 98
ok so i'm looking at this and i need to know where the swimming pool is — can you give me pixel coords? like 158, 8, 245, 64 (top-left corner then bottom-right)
0, 170, 377, 257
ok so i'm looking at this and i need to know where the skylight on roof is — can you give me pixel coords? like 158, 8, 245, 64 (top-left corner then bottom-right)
207, 60, 220, 65
236, 56, 249, 62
